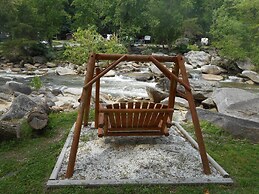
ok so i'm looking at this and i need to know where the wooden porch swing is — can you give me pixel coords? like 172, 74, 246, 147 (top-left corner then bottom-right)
65, 53, 211, 178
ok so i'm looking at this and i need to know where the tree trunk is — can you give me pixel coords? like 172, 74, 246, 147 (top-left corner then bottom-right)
27, 103, 50, 130
0, 121, 20, 141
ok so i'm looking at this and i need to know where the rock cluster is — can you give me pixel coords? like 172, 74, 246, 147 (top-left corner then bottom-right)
1, 50, 259, 142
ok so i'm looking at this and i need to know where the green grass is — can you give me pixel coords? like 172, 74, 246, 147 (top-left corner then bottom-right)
0, 113, 258, 193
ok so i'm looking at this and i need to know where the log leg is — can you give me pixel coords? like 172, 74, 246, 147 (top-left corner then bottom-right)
65, 53, 96, 178
178, 55, 211, 175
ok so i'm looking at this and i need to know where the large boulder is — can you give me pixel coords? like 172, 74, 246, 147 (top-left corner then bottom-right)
241, 70, 259, 84
0, 94, 37, 120
156, 77, 219, 101
184, 51, 211, 68
236, 59, 255, 71
211, 88, 259, 123
201, 65, 225, 75
186, 108, 259, 143
5, 81, 32, 95
188, 79, 219, 101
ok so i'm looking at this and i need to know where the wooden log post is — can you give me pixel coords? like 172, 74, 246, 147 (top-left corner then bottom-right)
65, 53, 96, 178
177, 55, 211, 175
0, 121, 20, 141
27, 103, 50, 130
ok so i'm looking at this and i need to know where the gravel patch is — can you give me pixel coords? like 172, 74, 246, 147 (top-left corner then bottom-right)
57, 126, 223, 181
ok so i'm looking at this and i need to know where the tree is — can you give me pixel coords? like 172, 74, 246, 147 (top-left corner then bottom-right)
113, 0, 150, 38
0, 0, 67, 44
31, 0, 68, 45
63, 28, 127, 65
148, 0, 194, 47
72, 0, 150, 40
0, 0, 17, 35
192, 0, 222, 36
211, 0, 259, 67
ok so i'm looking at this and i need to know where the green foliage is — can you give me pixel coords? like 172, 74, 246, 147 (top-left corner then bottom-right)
148, 0, 194, 46
141, 48, 153, 55
187, 44, 200, 51
64, 28, 127, 65
173, 44, 190, 54
0, 0, 67, 43
211, 0, 259, 68
30, 76, 43, 90
2, 39, 48, 62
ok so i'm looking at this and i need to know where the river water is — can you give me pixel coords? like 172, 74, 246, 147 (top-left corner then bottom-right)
1, 70, 258, 98
0, 71, 156, 98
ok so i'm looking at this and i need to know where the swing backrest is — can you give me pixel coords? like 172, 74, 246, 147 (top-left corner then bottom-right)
98, 102, 173, 137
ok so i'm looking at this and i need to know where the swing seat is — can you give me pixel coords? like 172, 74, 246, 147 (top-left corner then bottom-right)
97, 102, 173, 137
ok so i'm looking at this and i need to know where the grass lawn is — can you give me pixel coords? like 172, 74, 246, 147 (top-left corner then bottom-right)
0, 111, 258, 193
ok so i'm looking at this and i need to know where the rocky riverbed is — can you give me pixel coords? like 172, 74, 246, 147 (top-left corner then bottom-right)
1, 51, 259, 142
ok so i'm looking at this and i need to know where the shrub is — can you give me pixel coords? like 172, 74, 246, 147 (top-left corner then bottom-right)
2, 39, 49, 62
187, 44, 200, 51
30, 76, 43, 90
63, 28, 127, 65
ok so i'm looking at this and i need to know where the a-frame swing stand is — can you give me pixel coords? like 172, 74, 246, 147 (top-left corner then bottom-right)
65, 53, 211, 178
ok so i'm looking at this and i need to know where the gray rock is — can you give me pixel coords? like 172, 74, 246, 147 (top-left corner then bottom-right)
104, 70, 116, 77
24, 63, 37, 71
47, 62, 57, 68
211, 88, 259, 123
186, 108, 259, 143
201, 97, 215, 109
124, 72, 153, 81
161, 97, 189, 109
146, 87, 168, 103
11, 68, 22, 73
157, 78, 218, 101
210, 56, 223, 66
149, 64, 163, 76
5, 81, 32, 95
55, 66, 77, 75
156, 77, 170, 91
201, 65, 224, 75
1, 94, 37, 120
0, 93, 13, 102
189, 79, 219, 101
51, 88, 64, 96
0, 85, 13, 94
236, 59, 255, 71
184, 51, 211, 68
241, 70, 259, 84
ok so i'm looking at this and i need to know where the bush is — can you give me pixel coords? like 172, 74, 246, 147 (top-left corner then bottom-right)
187, 44, 200, 51
30, 76, 43, 90
63, 28, 127, 65
2, 39, 49, 62
173, 43, 190, 54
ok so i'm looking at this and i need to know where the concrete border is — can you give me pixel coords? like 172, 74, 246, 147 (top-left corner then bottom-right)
47, 123, 233, 187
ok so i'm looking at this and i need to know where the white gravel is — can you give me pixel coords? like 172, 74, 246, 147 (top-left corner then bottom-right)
58, 126, 222, 181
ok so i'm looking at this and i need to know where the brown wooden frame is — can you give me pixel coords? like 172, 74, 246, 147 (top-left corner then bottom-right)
65, 53, 211, 178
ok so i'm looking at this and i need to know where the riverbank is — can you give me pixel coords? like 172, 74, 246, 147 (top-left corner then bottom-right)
0, 111, 258, 193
